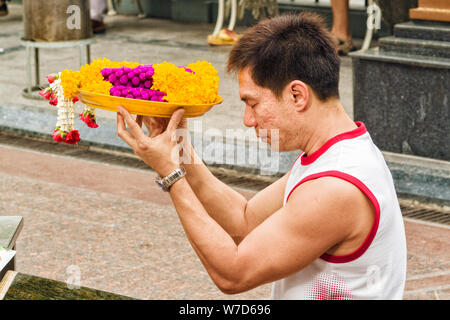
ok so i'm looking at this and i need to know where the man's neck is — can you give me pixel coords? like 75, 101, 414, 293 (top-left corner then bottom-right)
300, 100, 357, 156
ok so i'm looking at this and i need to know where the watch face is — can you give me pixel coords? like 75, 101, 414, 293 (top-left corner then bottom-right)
155, 167, 185, 192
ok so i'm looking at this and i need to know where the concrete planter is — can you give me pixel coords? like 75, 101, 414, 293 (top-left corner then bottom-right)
23, 0, 92, 42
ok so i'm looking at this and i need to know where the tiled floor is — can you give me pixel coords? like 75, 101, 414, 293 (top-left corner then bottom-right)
0, 143, 449, 300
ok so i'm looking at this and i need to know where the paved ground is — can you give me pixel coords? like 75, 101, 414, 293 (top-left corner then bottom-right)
0, 140, 449, 300
1, 3, 449, 300
0, 142, 271, 300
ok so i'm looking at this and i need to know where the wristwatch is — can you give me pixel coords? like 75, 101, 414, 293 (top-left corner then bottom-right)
155, 166, 186, 192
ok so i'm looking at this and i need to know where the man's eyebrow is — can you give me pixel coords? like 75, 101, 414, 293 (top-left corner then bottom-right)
240, 95, 254, 102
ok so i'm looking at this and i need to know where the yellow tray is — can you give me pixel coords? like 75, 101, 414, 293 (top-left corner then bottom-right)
78, 90, 223, 118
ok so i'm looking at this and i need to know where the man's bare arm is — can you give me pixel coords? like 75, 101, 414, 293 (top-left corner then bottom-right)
168, 175, 373, 294
181, 141, 289, 243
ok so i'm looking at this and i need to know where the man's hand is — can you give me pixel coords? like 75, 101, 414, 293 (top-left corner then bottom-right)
116, 106, 186, 177
142, 113, 188, 138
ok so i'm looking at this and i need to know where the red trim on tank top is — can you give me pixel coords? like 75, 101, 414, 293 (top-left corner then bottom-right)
289, 152, 305, 172
300, 122, 366, 166
285, 170, 380, 264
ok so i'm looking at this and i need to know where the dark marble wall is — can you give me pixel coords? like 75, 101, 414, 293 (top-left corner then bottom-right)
353, 59, 449, 161
351, 19, 450, 162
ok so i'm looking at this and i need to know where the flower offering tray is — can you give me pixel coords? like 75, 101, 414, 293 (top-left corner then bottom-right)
78, 91, 223, 118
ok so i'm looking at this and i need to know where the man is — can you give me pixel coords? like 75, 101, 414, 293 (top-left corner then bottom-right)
90, 0, 106, 34
116, 12, 407, 299
0, 0, 8, 16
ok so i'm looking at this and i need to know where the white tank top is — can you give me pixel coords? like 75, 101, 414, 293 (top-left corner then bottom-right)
271, 122, 407, 300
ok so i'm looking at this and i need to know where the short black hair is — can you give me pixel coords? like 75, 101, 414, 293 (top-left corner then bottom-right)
227, 12, 340, 101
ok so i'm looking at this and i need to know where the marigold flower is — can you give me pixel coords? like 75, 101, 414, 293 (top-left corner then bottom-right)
60, 69, 81, 100
151, 61, 219, 104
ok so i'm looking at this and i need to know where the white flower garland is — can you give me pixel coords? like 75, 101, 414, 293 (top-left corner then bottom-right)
52, 73, 75, 134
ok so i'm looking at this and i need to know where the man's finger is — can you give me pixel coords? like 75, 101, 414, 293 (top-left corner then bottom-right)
117, 106, 148, 142
136, 115, 143, 128
167, 108, 186, 133
144, 117, 164, 138
117, 111, 137, 150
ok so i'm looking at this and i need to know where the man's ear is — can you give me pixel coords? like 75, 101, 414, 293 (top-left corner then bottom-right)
289, 80, 309, 112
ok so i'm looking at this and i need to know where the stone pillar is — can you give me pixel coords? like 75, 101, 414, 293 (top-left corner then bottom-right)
349, 3, 450, 161
23, 0, 92, 42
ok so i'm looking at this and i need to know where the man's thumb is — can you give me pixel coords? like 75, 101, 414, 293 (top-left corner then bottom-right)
167, 108, 185, 132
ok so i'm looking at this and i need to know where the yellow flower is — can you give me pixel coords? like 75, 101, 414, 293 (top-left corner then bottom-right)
152, 61, 219, 104
60, 58, 140, 97
79, 58, 139, 95
60, 69, 81, 100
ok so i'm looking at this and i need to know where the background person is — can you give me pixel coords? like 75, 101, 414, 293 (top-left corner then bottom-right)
0, 0, 9, 16
90, 0, 107, 34
330, 0, 354, 55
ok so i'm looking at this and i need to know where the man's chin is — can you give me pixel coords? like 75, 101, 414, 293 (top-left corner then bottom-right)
260, 138, 283, 152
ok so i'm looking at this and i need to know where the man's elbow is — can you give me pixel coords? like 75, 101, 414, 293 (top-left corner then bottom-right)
212, 244, 257, 294
215, 277, 250, 295
213, 264, 255, 294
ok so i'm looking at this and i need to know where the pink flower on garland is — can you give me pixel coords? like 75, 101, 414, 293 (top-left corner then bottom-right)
46, 73, 58, 84
52, 128, 80, 144
64, 130, 81, 144
39, 88, 58, 106
79, 111, 99, 128
39, 88, 51, 100
49, 95, 58, 106
52, 128, 64, 143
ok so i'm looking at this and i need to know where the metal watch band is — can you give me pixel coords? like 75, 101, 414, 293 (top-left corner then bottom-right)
155, 166, 186, 192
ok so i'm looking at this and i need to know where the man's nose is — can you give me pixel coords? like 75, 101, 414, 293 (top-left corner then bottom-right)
243, 105, 257, 127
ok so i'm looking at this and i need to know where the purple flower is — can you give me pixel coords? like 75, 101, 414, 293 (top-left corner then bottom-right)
132, 77, 140, 86
139, 72, 147, 82
146, 70, 154, 79
109, 74, 117, 83
115, 69, 124, 78
101, 68, 112, 78
120, 75, 129, 85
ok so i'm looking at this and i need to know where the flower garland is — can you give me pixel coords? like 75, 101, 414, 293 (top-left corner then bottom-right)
40, 58, 219, 144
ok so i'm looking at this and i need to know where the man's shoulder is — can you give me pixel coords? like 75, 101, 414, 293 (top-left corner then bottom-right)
284, 175, 376, 254
288, 175, 365, 204
285, 174, 375, 230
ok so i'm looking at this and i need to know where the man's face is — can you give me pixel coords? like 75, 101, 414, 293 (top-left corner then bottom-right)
238, 67, 295, 151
